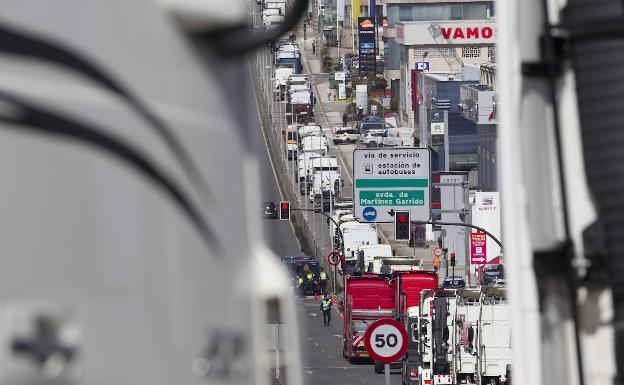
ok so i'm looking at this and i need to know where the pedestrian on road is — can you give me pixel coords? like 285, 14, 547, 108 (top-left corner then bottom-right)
312, 42, 316, 54
319, 269, 328, 294
433, 256, 440, 273
333, 92, 337, 101
320, 295, 332, 326
342, 112, 348, 127
327, 90, 332, 102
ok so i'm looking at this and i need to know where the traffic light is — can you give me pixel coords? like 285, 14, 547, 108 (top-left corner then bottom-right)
450, 252, 456, 267
394, 210, 410, 241
279, 201, 290, 220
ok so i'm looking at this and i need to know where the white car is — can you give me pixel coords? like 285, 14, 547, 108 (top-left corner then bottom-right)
360, 129, 387, 147
333, 127, 360, 144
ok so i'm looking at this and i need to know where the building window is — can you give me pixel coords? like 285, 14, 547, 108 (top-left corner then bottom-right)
450, 5, 463, 20
486, 2, 495, 18
488, 46, 496, 61
462, 45, 481, 58
414, 47, 454, 59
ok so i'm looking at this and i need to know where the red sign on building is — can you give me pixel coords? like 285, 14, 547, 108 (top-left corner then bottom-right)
470, 231, 487, 265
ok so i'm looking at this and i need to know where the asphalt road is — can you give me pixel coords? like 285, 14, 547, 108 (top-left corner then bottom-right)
297, 297, 402, 385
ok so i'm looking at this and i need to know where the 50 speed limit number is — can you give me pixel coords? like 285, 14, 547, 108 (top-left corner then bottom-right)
363, 319, 408, 363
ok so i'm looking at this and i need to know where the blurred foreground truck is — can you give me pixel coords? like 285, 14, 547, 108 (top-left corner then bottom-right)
0, 1, 307, 385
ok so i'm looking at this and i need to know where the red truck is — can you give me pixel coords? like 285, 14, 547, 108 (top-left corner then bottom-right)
343, 274, 396, 362
395, 270, 439, 321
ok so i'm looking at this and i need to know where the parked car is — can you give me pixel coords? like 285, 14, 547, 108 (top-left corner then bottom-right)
333, 127, 360, 144
361, 129, 387, 147
442, 276, 467, 289
263, 201, 278, 219
480, 264, 505, 286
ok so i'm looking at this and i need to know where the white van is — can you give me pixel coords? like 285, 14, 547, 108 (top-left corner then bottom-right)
342, 225, 378, 260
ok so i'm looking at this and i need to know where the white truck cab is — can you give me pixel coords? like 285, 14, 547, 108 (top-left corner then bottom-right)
341, 224, 378, 261
309, 156, 340, 201
356, 244, 392, 272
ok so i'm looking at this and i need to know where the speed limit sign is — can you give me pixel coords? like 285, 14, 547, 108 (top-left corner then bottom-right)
433, 247, 443, 257
363, 319, 408, 363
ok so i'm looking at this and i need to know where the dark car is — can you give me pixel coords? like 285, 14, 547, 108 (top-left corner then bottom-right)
480, 264, 505, 286
263, 201, 278, 219
442, 276, 466, 289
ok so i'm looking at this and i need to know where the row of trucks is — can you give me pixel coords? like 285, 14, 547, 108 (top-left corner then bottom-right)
261, 0, 287, 29
287, 123, 345, 211
403, 286, 511, 385
340, 270, 512, 385
272, 40, 304, 99
271, 42, 312, 123
285, 74, 314, 124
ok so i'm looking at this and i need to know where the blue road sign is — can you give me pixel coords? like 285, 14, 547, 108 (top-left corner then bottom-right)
416, 61, 430, 71
363, 207, 377, 221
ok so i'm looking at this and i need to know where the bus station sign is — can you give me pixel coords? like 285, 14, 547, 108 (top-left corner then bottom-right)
353, 148, 431, 223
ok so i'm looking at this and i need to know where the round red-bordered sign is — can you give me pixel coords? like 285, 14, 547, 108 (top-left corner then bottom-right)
433, 247, 444, 257
327, 251, 343, 266
363, 318, 408, 364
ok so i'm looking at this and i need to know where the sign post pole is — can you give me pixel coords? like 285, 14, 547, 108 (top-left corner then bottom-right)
384, 364, 390, 385
444, 110, 449, 171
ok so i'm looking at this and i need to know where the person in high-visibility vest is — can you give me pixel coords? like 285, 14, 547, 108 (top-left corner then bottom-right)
305, 272, 313, 295
319, 269, 328, 294
296, 275, 304, 296
433, 256, 440, 273
320, 295, 332, 326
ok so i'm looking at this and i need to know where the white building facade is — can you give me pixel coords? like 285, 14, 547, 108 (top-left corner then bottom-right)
395, 20, 496, 128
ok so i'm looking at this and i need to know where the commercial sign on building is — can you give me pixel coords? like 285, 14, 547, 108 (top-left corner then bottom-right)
416, 61, 430, 71
471, 192, 501, 262
395, 20, 497, 46
353, 148, 430, 223
358, 17, 376, 76
430, 110, 445, 146
470, 231, 487, 264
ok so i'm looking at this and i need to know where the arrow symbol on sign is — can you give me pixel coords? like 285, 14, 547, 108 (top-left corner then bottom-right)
308, 313, 318, 317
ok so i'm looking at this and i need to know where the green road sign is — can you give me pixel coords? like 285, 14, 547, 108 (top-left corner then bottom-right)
359, 190, 425, 206
353, 148, 431, 223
